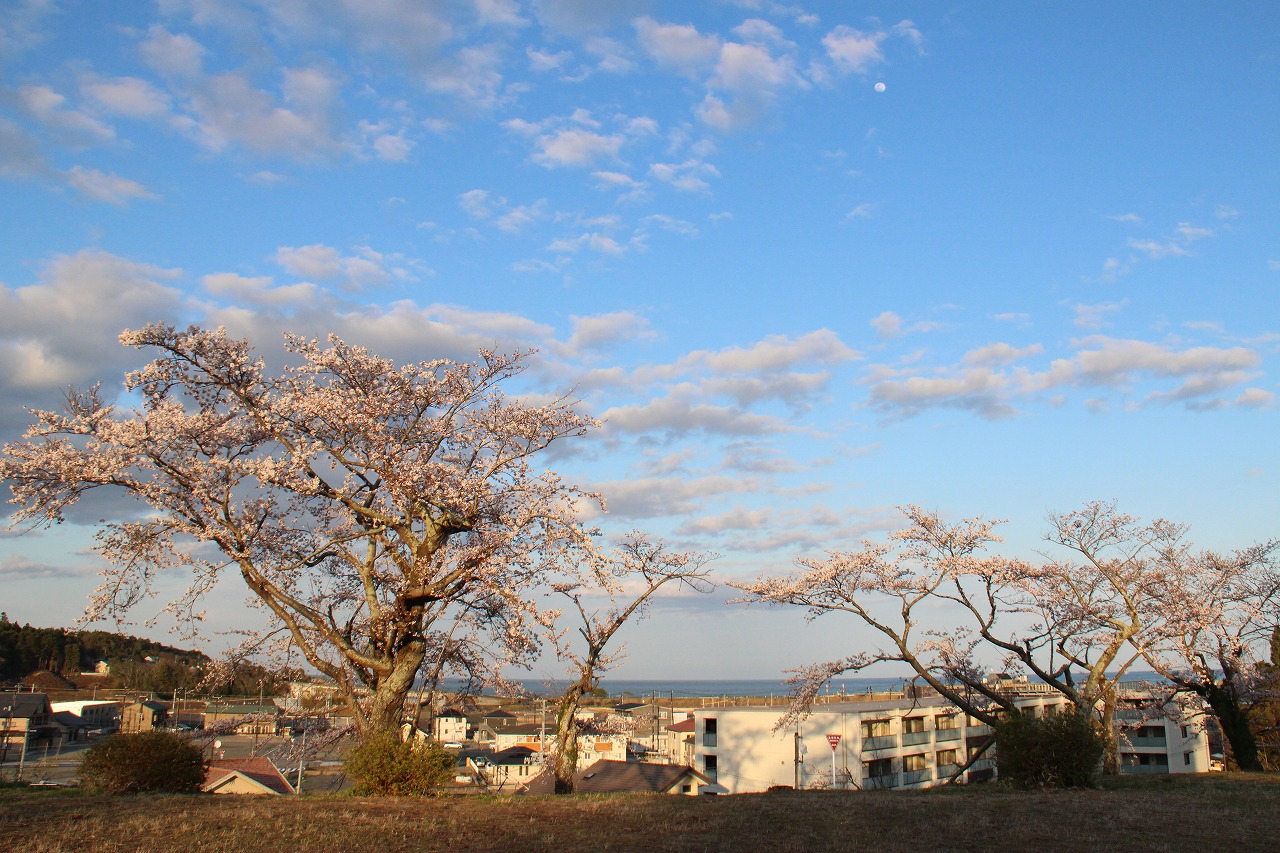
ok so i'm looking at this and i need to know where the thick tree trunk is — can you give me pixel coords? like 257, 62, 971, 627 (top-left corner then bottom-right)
553, 680, 587, 794
1095, 699, 1120, 776
361, 645, 427, 735
1205, 684, 1262, 771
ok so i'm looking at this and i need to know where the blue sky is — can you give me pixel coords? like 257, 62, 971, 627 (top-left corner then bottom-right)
1, 1, 1277, 680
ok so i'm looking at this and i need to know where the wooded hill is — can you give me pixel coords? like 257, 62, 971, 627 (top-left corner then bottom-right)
0, 613, 209, 683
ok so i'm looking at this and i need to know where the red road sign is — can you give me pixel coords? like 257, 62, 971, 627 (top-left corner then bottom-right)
826, 734, 841, 750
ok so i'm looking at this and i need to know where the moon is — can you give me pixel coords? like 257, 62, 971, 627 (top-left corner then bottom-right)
874, 82, 886, 93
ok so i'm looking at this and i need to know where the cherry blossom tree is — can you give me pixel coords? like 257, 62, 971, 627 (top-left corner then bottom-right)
1136, 539, 1280, 770
733, 502, 1196, 772
549, 533, 715, 793
1, 324, 600, 733
731, 506, 1030, 728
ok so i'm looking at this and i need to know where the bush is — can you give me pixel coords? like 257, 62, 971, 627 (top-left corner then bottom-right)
344, 731, 454, 796
994, 709, 1105, 788
79, 731, 206, 794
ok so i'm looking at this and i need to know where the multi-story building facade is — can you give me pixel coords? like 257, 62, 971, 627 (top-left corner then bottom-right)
689, 691, 1209, 794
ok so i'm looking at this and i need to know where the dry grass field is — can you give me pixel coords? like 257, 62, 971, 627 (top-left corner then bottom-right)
3, 773, 1279, 853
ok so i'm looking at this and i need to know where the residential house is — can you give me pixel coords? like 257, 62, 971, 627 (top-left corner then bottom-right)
491, 723, 629, 765
469, 745, 542, 790
433, 708, 468, 743
470, 708, 519, 743
120, 700, 169, 733
662, 715, 696, 766
203, 756, 295, 795
0, 692, 55, 757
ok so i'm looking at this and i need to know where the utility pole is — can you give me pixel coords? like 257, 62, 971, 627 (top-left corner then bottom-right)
253, 679, 264, 752
538, 698, 546, 762
295, 727, 306, 795
17, 730, 28, 782
793, 730, 801, 789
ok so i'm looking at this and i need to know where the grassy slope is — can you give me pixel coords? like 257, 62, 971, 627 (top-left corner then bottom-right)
3, 774, 1279, 853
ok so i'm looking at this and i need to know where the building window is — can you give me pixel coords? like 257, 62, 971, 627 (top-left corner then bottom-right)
865, 758, 894, 778
1181, 726, 1189, 739
936, 748, 958, 767
903, 754, 927, 772
861, 719, 891, 739
703, 718, 717, 748
935, 715, 958, 730
903, 717, 926, 733
704, 754, 717, 782
1184, 752, 1192, 766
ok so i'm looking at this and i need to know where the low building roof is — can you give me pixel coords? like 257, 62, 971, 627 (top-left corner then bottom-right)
203, 756, 294, 795
666, 718, 695, 733
489, 746, 539, 765
496, 723, 549, 736
0, 692, 53, 718
521, 760, 709, 795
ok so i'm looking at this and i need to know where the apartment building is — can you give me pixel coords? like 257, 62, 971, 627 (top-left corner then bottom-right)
690, 691, 1209, 793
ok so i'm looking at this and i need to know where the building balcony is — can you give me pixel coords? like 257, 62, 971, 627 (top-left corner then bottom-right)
935, 763, 962, 782
702, 733, 717, 747
1124, 736, 1168, 748
934, 728, 961, 742
863, 773, 899, 790
901, 731, 931, 746
901, 768, 932, 786
861, 735, 898, 751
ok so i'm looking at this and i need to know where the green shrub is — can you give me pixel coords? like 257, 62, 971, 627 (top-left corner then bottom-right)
994, 709, 1105, 788
344, 731, 454, 796
79, 731, 206, 794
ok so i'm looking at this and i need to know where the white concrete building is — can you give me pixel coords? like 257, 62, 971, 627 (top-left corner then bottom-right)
49, 700, 121, 732
691, 691, 1209, 793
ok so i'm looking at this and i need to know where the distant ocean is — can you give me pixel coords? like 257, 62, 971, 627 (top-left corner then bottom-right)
438, 676, 919, 699
436, 671, 1165, 699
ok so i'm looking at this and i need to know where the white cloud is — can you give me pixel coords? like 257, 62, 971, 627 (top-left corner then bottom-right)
962, 342, 1044, 366
869, 369, 1016, 420
0, 250, 184, 430
648, 159, 719, 192
589, 474, 757, 519
80, 76, 172, 119
547, 233, 629, 255
202, 273, 318, 306
1128, 238, 1188, 259
15, 84, 114, 141
870, 311, 902, 338
1235, 388, 1275, 408
1072, 300, 1126, 331
821, 25, 885, 74
712, 41, 803, 93
676, 506, 772, 536
458, 188, 494, 219
273, 244, 413, 289
64, 166, 158, 205
527, 47, 572, 72
602, 396, 789, 437
673, 329, 859, 375
531, 127, 624, 168
560, 311, 655, 355
634, 17, 720, 77
140, 26, 206, 79
867, 332, 1265, 420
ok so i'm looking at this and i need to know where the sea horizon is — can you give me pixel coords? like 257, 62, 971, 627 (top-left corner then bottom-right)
437, 671, 1165, 699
